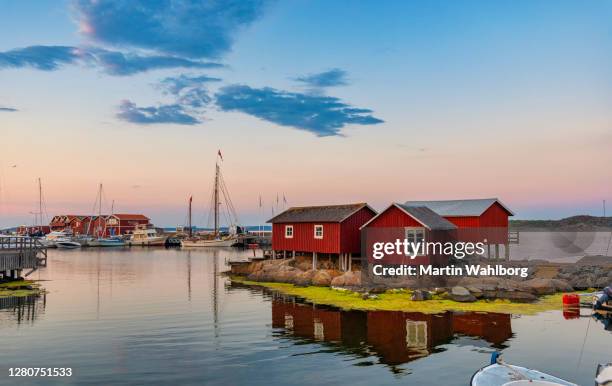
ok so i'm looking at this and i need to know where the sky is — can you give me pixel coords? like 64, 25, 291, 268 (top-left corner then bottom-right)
0, 0, 611, 228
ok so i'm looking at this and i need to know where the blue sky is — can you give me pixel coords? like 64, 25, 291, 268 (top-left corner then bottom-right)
0, 0, 611, 227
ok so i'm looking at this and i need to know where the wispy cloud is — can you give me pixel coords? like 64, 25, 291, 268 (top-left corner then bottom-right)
215, 85, 383, 137
0, 106, 18, 112
0, 45, 221, 76
158, 74, 222, 108
0, 46, 79, 71
116, 74, 221, 125
116, 100, 199, 125
75, 0, 269, 59
294, 68, 349, 88
84, 49, 222, 76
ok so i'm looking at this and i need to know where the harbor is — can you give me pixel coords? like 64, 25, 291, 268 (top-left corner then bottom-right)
0, 247, 608, 385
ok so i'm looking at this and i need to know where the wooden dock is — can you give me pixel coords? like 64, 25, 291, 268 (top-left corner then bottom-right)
0, 236, 47, 279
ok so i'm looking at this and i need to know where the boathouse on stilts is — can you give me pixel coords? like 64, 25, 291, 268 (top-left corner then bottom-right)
267, 203, 377, 271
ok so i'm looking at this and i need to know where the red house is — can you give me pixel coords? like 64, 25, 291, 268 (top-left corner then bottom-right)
88, 214, 150, 237
404, 198, 514, 258
360, 203, 458, 265
362, 198, 514, 263
49, 215, 91, 235
268, 203, 377, 271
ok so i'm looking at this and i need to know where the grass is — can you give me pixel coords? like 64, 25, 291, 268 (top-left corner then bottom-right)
0, 280, 44, 298
230, 276, 568, 315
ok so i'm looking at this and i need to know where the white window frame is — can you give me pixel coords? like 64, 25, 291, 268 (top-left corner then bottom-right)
404, 227, 426, 256
285, 225, 293, 238
314, 224, 323, 239
406, 320, 428, 348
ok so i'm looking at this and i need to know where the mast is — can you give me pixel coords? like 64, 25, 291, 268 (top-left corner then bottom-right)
214, 162, 219, 237
188, 196, 193, 237
98, 183, 103, 237
38, 177, 42, 227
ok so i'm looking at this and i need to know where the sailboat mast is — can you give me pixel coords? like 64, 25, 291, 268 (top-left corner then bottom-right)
37, 177, 42, 226
98, 183, 102, 237
214, 163, 219, 236
188, 196, 192, 237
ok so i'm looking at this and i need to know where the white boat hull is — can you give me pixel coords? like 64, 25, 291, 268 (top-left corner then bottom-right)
128, 236, 167, 246
89, 239, 126, 247
472, 363, 577, 386
55, 241, 81, 249
181, 237, 237, 247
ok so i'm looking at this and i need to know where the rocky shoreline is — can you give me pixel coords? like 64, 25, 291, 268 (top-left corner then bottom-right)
229, 255, 611, 303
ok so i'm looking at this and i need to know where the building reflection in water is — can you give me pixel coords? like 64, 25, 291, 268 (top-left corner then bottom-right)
270, 294, 512, 368
0, 294, 46, 326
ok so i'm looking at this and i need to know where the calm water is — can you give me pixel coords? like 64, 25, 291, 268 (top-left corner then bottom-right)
0, 248, 609, 385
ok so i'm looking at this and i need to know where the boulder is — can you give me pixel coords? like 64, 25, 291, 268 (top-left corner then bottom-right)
522, 278, 560, 295
450, 286, 476, 302
330, 271, 361, 287
411, 290, 432, 301
311, 270, 332, 286
497, 291, 537, 302
466, 287, 483, 299
294, 270, 316, 286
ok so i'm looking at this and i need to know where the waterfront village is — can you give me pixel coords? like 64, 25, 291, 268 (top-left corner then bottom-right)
3, 195, 609, 310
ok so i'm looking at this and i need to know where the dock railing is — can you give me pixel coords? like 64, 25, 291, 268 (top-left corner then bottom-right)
0, 236, 48, 276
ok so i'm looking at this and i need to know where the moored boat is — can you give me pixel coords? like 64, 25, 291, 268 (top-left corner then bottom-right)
128, 225, 167, 246
181, 236, 237, 247
89, 237, 126, 247
55, 238, 82, 249
471, 352, 589, 386
179, 150, 242, 248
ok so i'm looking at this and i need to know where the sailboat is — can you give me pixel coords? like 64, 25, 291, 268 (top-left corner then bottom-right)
181, 152, 239, 248
88, 184, 126, 247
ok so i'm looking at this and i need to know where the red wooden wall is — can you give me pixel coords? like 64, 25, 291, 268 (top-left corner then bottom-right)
340, 206, 377, 253
272, 222, 341, 253
272, 206, 375, 254
365, 205, 421, 228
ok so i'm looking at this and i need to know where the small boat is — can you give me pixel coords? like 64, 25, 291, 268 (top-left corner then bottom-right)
89, 237, 126, 247
181, 235, 237, 247
41, 230, 73, 248
471, 353, 578, 386
55, 238, 82, 249
128, 226, 167, 246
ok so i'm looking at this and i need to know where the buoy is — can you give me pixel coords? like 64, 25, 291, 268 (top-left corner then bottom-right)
562, 293, 580, 307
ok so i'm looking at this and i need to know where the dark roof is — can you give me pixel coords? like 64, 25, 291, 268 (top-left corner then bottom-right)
403, 198, 514, 216
268, 203, 373, 223
395, 204, 457, 230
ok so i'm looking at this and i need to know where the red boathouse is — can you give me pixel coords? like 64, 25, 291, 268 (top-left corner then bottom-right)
403, 198, 514, 259
268, 203, 377, 271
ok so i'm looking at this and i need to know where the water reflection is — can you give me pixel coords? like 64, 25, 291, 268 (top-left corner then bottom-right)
0, 294, 46, 326
268, 294, 512, 369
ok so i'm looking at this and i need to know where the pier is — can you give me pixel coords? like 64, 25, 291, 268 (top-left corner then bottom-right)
0, 236, 47, 279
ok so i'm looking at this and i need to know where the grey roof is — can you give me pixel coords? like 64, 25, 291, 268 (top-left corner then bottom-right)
403, 198, 514, 217
267, 203, 374, 223
395, 204, 457, 230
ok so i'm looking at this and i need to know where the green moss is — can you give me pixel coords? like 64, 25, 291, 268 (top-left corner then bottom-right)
230, 276, 568, 315
0, 280, 44, 298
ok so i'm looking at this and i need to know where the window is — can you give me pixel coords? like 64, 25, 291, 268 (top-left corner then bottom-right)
405, 227, 426, 256
406, 320, 427, 348
314, 225, 323, 239
285, 225, 293, 238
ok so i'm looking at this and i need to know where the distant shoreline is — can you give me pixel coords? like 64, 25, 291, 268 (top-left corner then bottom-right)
510, 215, 612, 231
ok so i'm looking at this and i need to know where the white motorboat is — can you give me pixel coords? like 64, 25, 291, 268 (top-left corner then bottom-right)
128, 226, 167, 246
55, 238, 82, 249
41, 230, 73, 248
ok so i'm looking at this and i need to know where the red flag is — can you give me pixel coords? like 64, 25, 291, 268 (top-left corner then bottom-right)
189, 195, 192, 203
217, 149, 223, 161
